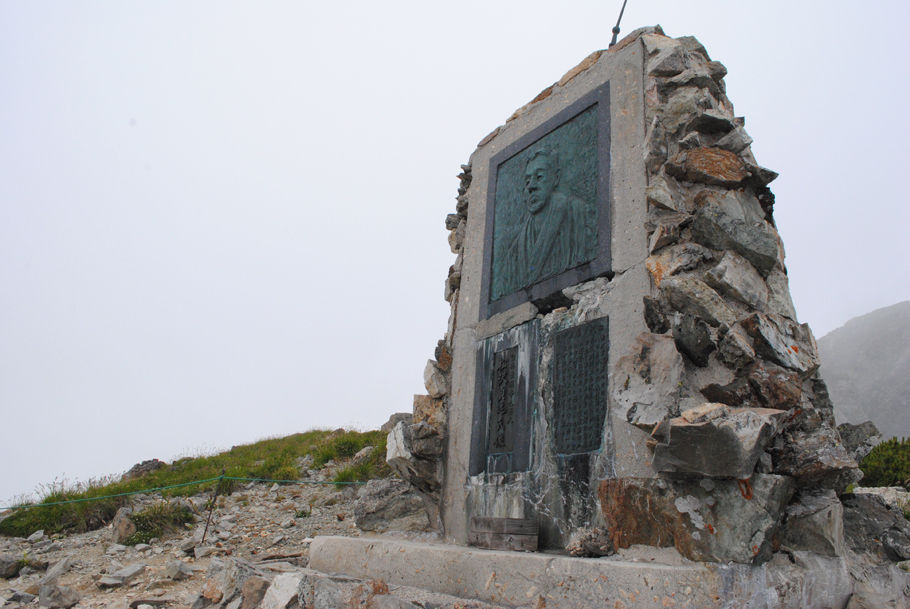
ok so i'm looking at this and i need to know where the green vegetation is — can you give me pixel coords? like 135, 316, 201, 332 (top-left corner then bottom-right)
0, 479, 129, 538
859, 437, 910, 489
124, 501, 195, 545
312, 430, 387, 468
0, 428, 393, 539
332, 432, 392, 486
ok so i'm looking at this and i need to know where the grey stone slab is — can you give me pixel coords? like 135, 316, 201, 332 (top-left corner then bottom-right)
309, 536, 852, 609
474, 301, 537, 339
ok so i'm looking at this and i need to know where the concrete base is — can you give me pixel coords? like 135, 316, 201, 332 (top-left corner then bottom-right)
309, 536, 852, 609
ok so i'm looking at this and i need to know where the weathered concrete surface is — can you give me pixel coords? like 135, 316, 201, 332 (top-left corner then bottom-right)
612, 332, 685, 427
309, 535, 855, 609
441, 33, 650, 545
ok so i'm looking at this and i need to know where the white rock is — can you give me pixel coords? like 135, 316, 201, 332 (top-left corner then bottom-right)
260, 572, 304, 609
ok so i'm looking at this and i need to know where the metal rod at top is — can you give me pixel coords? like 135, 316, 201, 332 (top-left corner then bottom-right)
608, 0, 629, 48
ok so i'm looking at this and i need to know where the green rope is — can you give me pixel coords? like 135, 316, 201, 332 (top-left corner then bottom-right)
223, 476, 366, 486
0, 476, 368, 512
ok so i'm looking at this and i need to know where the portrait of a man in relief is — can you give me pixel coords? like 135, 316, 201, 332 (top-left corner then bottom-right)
498, 148, 594, 292
489, 103, 600, 302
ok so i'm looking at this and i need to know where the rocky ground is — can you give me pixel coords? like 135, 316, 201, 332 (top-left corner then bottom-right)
0, 457, 511, 609
3, 449, 910, 609
0, 476, 361, 608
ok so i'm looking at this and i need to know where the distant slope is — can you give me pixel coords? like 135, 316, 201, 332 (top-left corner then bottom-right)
818, 301, 910, 439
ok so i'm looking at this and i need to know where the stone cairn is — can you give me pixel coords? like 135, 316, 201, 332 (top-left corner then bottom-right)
388, 27, 861, 564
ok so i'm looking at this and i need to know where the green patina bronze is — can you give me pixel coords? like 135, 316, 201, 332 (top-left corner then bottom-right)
490, 105, 599, 301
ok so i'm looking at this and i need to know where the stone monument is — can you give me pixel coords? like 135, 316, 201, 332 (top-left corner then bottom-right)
312, 27, 910, 608
389, 24, 860, 559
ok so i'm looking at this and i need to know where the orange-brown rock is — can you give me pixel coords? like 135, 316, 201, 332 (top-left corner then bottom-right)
412, 395, 446, 431
668, 147, 750, 186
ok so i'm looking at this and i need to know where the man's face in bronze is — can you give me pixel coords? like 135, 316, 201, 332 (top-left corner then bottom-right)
524, 155, 558, 215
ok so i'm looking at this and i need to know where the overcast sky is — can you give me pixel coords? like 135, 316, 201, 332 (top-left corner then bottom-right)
2, 1, 908, 504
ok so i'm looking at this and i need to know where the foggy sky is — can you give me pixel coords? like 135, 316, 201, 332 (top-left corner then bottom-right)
2, 1, 909, 504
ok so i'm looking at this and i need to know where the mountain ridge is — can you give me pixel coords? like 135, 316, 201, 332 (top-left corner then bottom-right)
818, 300, 910, 439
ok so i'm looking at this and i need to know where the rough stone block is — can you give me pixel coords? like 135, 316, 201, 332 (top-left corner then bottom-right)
781, 489, 846, 556
422, 360, 447, 398
837, 421, 882, 463
240, 576, 270, 609
770, 424, 860, 492
660, 275, 737, 327
671, 312, 716, 366
667, 147, 750, 186
691, 190, 782, 275
386, 422, 441, 495
202, 558, 263, 608
659, 87, 713, 132
715, 126, 753, 153
645, 242, 712, 284
717, 322, 756, 370
686, 110, 736, 135
260, 572, 303, 609
647, 212, 690, 252
354, 479, 430, 533
164, 559, 194, 581
765, 268, 798, 320
0, 554, 22, 579
647, 46, 688, 77
645, 174, 682, 212
705, 250, 769, 310
741, 313, 819, 375
110, 507, 136, 544
651, 404, 786, 478
842, 493, 910, 561
598, 474, 794, 564
380, 412, 412, 433
747, 361, 802, 410
411, 395, 445, 431
38, 582, 80, 609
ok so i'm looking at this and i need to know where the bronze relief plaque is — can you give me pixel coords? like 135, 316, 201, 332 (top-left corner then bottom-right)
481, 83, 611, 319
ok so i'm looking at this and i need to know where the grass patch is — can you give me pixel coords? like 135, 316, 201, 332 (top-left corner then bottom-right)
0, 427, 393, 539
0, 479, 128, 538
332, 433, 393, 487
310, 430, 387, 468
124, 501, 195, 545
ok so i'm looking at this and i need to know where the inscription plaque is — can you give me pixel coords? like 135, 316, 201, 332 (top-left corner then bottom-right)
552, 318, 609, 454
470, 321, 538, 476
480, 82, 612, 320
488, 347, 517, 455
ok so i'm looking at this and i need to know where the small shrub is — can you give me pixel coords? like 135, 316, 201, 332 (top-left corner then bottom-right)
860, 437, 910, 489
294, 508, 310, 518
123, 501, 194, 546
